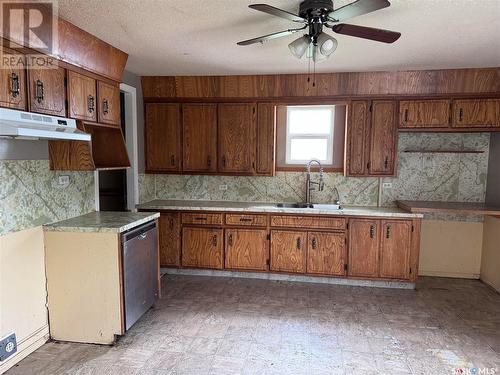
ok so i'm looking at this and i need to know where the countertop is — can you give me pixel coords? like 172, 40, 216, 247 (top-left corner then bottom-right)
397, 200, 500, 216
137, 200, 423, 219
43, 211, 160, 233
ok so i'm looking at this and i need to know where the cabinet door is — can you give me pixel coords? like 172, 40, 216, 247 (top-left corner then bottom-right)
369, 101, 397, 175
159, 212, 181, 267
307, 232, 346, 276
380, 220, 411, 279
27, 64, 66, 116
67, 70, 97, 121
0, 47, 27, 110
182, 227, 223, 269
218, 103, 256, 174
452, 99, 499, 128
270, 230, 306, 273
256, 103, 276, 176
225, 229, 269, 271
348, 219, 380, 278
182, 104, 217, 172
399, 100, 450, 128
98, 81, 120, 126
145, 103, 182, 172
345, 101, 370, 176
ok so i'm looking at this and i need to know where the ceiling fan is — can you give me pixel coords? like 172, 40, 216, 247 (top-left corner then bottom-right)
237, 0, 401, 62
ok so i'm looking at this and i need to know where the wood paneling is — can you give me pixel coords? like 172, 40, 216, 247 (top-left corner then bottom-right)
256, 103, 276, 176
0, 46, 27, 110
97, 81, 120, 126
181, 213, 223, 225
145, 103, 182, 172
270, 215, 346, 230
452, 99, 499, 128
225, 229, 268, 271
182, 227, 223, 269
27, 63, 66, 116
218, 103, 256, 174
380, 220, 411, 279
345, 100, 370, 176
225, 214, 267, 227
399, 100, 451, 128
159, 212, 181, 267
348, 219, 380, 278
270, 230, 306, 273
182, 104, 218, 172
307, 232, 346, 276
67, 70, 97, 121
369, 101, 397, 175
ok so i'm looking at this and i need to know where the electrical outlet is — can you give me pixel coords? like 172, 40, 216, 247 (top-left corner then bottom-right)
219, 184, 228, 191
382, 182, 393, 189
58, 175, 70, 185
0, 333, 17, 361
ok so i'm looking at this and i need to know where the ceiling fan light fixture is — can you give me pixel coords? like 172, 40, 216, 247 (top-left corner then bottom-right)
316, 33, 338, 57
288, 35, 310, 59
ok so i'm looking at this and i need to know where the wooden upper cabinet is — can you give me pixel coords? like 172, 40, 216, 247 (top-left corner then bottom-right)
0, 47, 27, 110
399, 100, 451, 128
452, 99, 499, 128
67, 70, 97, 121
145, 103, 182, 172
369, 100, 397, 175
182, 104, 218, 173
348, 219, 380, 278
218, 103, 256, 174
27, 63, 66, 117
158, 212, 181, 267
270, 230, 306, 273
307, 232, 346, 276
345, 100, 370, 176
225, 228, 269, 271
182, 227, 223, 269
379, 220, 412, 279
97, 81, 120, 126
256, 103, 276, 176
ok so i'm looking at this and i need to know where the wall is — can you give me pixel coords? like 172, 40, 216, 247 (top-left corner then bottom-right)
481, 216, 500, 293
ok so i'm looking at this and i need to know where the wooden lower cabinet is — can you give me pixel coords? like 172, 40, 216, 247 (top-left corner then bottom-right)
159, 213, 181, 267
225, 229, 268, 271
182, 227, 223, 269
307, 231, 346, 276
270, 230, 306, 273
348, 219, 380, 278
379, 220, 412, 279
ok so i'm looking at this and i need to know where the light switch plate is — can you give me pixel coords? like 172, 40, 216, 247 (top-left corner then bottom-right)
219, 184, 228, 191
58, 175, 70, 185
382, 182, 393, 189
0, 333, 17, 361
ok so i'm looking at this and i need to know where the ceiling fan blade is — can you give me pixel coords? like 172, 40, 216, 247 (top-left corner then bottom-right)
328, 0, 390, 22
332, 23, 401, 43
237, 27, 306, 46
248, 4, 306, 23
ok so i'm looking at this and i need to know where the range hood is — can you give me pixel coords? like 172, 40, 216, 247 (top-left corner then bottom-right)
0, 108, 91, 141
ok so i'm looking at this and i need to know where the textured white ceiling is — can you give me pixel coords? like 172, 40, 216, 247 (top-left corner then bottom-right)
57, 0, 500, 76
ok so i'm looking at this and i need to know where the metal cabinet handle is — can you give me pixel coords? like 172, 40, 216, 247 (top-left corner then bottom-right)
366, 161, 371, 171
296, 237, 301, 250
139, 233, 147, 240
239, 218, 252, 222
87, 95, 95, 113
169, 218, 174, 230
370, 225, 374, 239
102, 99, 109, 115
207, 155, 211, 167
384, 156, 389, 170
311, 237, 317, 250
404, 108, 409, 123
222, 155, 227, 168
194, 217, 207, 221
459, 108, 464, 122
35, 80, 44, 103
11, 73, 20, 98
212, 235, 217, 247
228, 234, 233, 246
170, 155, 175, 166
386, 225, 391, 239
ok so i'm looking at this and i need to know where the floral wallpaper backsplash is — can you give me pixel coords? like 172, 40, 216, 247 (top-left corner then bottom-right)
139, 133, 490, 222
0, 160, 95, 236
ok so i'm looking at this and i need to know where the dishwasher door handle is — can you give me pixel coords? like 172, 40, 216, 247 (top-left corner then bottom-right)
138, 233, 148, 240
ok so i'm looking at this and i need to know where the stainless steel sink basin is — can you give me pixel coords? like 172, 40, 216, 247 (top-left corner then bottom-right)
275, 203, 342, 210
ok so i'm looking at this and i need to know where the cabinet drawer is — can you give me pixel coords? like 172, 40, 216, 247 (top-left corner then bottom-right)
270, 215, 345, 230
225, 214, 267, 226
181, 213, 223, 225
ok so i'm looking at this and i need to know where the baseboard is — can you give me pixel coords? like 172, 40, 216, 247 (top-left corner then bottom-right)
0, 325, 49, 374
480, 277, 500, 294
162, 268, 415, 290
418, 270, 480, 279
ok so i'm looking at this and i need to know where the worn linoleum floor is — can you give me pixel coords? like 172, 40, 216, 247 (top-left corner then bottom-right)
7, 275, 500, 375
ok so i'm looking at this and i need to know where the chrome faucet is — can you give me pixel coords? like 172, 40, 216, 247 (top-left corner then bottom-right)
305, 159, 324, 207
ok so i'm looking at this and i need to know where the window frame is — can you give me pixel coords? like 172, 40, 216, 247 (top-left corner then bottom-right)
284, 105, 335, 165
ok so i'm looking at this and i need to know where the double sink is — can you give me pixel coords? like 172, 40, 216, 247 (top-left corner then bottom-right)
276, 202, 342, 210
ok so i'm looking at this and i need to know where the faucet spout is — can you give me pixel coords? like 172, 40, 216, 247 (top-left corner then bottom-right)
305, 159, 325, 206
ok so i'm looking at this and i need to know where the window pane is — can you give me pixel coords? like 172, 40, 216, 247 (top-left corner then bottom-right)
288, 107, 333, 135
289, 138, 328, 162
